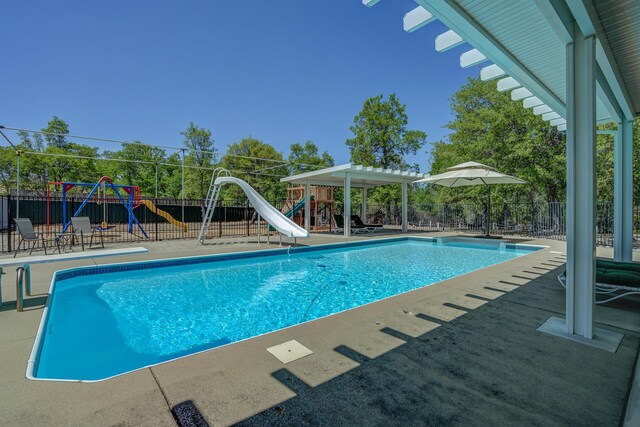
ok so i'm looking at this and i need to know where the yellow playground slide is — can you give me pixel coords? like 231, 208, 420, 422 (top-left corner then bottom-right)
140, 200, 188, 232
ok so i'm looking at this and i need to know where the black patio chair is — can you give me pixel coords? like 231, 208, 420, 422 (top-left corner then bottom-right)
13, 218, 62, 258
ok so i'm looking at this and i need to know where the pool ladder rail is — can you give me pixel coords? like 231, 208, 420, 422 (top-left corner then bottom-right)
14, 265, 31, 312
198, 168, 231, 244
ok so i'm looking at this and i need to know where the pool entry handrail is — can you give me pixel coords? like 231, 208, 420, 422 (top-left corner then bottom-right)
15, 264, 31, 312
198, 168, 232, 244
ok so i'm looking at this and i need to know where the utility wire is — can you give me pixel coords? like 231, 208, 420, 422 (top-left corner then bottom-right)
0, 126, 18, 149
0, 125, 327, 169
18, 150, 289, 178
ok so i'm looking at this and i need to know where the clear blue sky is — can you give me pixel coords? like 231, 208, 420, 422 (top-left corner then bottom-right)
1, 0, 478, 172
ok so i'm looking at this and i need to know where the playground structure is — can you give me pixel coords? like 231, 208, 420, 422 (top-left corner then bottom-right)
281, 185, 335, 231
46, 176, 188, 238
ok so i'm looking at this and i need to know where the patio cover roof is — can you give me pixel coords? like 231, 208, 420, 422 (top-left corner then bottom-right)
281, 163, 426, 188
367, 0, 640, 129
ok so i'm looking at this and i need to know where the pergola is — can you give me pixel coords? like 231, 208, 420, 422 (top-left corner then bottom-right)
281, 163, 426, 236
364, 0, 640, 350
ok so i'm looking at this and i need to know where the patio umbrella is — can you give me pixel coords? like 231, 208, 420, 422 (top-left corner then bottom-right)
415, 161, 526, 237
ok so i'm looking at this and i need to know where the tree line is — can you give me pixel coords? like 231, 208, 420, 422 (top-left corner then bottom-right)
2, 77, 635, 208
0, 119, 335, 201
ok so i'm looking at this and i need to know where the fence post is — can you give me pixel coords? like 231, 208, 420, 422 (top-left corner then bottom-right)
155, 198, 159, 241
7, 194, 12, 253
530, 200, 535, 236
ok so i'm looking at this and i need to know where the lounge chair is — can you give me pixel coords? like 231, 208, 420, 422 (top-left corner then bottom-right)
332, 214, 368, 234
351, 214, 384, 232
557, 259, 640, 304
71, 217, 104, 251
13, 218, 63, 258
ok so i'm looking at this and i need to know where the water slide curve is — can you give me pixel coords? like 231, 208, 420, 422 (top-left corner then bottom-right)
215, 176, 309, 238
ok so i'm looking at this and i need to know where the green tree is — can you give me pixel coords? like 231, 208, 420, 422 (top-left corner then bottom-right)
428, 77, 566, 206
346, 93, 426, 170
288, 141, 334, 174
220, 137, 288, 201
103, 141, 167, 196
17, 131, 47, 193
346, 94, 427, 214
181, 122, 215, 199
42, 116, 70, 149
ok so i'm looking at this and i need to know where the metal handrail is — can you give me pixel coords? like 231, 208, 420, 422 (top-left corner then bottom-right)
15, 264, 30, 312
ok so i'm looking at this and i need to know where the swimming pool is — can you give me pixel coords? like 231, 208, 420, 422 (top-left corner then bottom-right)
28, 237, 541, 381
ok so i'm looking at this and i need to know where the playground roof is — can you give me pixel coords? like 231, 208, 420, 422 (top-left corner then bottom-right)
281, 163, 426, 188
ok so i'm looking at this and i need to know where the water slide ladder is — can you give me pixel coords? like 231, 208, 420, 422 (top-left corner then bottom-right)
198, 168, 231, 244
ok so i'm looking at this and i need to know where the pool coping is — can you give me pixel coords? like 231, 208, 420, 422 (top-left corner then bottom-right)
26, 236, 547, 382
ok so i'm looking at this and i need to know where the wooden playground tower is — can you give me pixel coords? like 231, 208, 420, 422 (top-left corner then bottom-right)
284, 185, 335, 231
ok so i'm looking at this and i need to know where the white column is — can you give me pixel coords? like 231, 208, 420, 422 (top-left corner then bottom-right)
361, 186, 367, 220
614, 120, 634, 262
401, 180, 408, 233
344, 174, 351, 237
304, 180, 311, 233
565, 25, 596, 339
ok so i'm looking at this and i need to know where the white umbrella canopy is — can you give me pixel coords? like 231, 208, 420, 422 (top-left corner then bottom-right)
416, 162, 527, 237
416, 161, 527, 187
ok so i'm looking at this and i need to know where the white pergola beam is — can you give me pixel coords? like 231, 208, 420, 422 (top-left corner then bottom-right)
556, 123, 567, 131
480, 64, 505, 81
596, 65, 623, 123
460, 49, 487, 68
523, 96, 544, 108
435, 29, 464, 52
534, 0, 574, 44
362, 0, 382, 7
533, 105, 553, 115
542, 111, 561, 121
416, 0, 566, 116
566, 0, 634, 120
550, 117, 566, 126
404, 6, 435, 32
511, 87, 533, 101
497, 77, 521, 92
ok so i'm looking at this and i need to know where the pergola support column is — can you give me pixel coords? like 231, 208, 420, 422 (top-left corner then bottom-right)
614, 120, 634, 262
402, 180, 408, 233
538, 24, 623, 351
344, 173, 351, 237
361, 186, 367, 221
565, 27, 596, 339
304, 180, 311, 233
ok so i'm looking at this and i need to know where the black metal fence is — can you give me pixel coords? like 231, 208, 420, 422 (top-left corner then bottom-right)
0, 193, 637, 253
0, 194, 286, 253
362, 200, 637, 247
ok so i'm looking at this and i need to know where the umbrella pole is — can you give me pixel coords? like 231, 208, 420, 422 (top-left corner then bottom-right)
486, 184, 491, 237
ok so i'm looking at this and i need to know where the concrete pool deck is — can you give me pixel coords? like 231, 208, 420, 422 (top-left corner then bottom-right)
0, 232, 638, 426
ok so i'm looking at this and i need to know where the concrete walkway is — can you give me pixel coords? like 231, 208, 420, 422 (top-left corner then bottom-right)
0, 233, 638, 426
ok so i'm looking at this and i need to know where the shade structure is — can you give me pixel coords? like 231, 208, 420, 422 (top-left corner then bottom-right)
415, 162, 526, 236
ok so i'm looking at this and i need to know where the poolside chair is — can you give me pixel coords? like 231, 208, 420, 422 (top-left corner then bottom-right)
71, 216, 104, 251
332, 214, 367, 235
557, 259, 640, 304
13, 218, 62, 258
351, 214, 384, 232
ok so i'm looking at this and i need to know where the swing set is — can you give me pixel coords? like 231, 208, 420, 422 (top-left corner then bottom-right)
46, 176, 149, 238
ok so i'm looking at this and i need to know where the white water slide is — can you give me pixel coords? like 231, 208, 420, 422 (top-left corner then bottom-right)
198, 176, 309, 243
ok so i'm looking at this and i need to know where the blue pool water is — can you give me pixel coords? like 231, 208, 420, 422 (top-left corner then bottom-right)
32, 238, 539, 381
